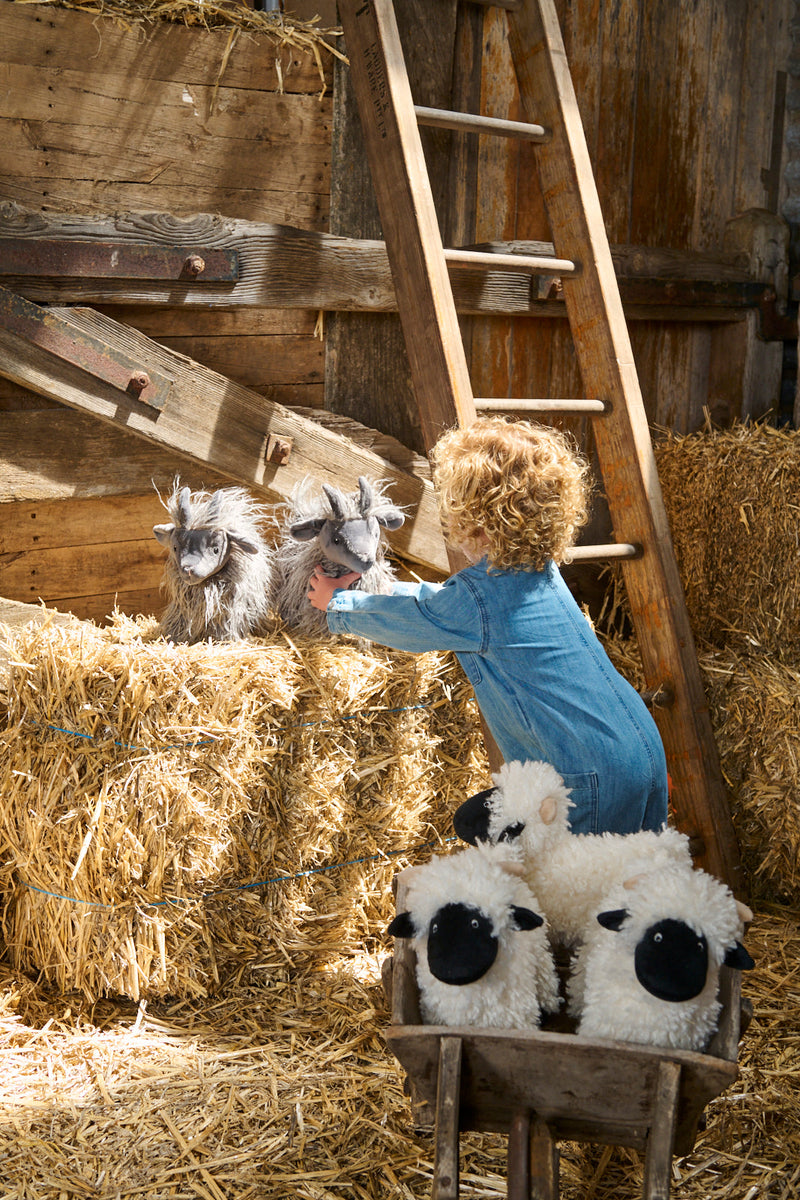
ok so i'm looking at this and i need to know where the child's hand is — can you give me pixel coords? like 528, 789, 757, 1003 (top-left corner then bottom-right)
307, 567, 362, 611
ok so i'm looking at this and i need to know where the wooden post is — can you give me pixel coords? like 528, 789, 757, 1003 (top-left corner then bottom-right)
433, 1037, 462, 1200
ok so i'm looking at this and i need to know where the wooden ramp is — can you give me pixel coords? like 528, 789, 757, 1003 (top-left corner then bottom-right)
337, 0, 742, 895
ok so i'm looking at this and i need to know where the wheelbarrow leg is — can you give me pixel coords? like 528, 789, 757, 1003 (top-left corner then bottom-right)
642, 1060, 681, 1200
433, 1036, 462, 1200
508, 1112, 559, 1200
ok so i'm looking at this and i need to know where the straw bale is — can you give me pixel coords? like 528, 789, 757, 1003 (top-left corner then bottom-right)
622, 422, 800, 657
0, 906, 795, 1200
0, 611, 488, 1003
600, 630, 800, 908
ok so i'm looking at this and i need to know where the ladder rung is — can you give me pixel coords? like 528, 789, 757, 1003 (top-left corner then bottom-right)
414, 105, 547, 143
568, 543, 642, 562
444, 247, 577, 276
475, 398, 608, 414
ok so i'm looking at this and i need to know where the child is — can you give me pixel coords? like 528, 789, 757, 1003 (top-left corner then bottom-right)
308, 417, 669, 836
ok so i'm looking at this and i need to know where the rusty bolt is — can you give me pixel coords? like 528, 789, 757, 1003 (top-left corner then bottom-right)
127, 371, 151, 397
183, 254, 206, 277
265, 435, 293, 466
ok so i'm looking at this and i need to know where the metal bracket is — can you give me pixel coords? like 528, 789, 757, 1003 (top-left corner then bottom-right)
0, 285, 172, 410
0, 239, 239, 282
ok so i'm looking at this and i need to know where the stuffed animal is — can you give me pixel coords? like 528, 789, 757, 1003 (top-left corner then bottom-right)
387, 842, 561, 1029
571, 862, 754, 1050
454, 759, 693, 948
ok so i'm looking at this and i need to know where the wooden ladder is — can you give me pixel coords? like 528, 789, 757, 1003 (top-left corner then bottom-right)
336, 0, 742, 895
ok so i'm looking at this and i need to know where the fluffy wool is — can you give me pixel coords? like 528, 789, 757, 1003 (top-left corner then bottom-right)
455, 759, 694, 947
154, 482, 274, 643
272, 476, 403, 637
391, 842, 561, 1030
573, 863, 752, 1050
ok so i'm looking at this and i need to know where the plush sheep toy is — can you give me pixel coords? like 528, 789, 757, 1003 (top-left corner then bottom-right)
153, 480, 274, 643
571, 863, 754, 1051
453, 759, 694, 949
272, 475, 405, 637
387, 842, 561, 1029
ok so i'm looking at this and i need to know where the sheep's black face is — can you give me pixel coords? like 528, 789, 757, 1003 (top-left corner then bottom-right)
427, 902, 498, 985
634, 918, 709, 1002
452, 788, 497, 845
173, 528, 230, 584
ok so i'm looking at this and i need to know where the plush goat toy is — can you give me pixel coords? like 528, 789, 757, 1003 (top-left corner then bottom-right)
153, 481, 274, 643
387, 843, 561, 1029
454, 759, 694, 949
571, 863, 754, 1050
273, 475, 405, 636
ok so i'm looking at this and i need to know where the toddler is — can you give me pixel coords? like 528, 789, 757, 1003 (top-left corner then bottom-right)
308, 417, 669, 835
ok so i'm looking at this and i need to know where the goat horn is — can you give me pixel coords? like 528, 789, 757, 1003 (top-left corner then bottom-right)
177, 486, 192, 526
322, 483, 347, 519
357, 476, 374, 514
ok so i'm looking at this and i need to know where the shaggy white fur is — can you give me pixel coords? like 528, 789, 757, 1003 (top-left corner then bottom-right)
462, 759, 694, 948
572, 863, 752, 1050
393, 843, 561, 1030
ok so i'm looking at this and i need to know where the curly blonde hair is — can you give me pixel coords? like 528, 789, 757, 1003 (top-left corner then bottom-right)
430, 417, 591, 571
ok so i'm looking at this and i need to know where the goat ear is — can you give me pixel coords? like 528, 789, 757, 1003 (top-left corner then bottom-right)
375, 507, 405, 531
510, 905, 544, 931
229, 533, 259, 555
723, 941, 755, 971
290, 517, 328, 542
597, 908, 629, 931
387, 911, 416, 939
153, 523, 175, 545
322, 483, 347, 520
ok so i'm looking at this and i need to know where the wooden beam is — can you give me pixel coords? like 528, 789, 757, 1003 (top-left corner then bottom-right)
0, 298, 449, 574
0, 211, 766, 321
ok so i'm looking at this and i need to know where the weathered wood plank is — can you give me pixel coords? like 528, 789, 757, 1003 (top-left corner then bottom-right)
0, 536, 164, 604
0, 3, 335, 94
0, 3, 335, 225
0, 300, 449, 573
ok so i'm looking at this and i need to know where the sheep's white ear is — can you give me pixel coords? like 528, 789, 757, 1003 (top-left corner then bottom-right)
736, 900, 754, 926
387, 911, 416, 939
153, 523, 175, 545
539, 796, 559, 825
289, 517, 327, 542
229, 533, 260, 555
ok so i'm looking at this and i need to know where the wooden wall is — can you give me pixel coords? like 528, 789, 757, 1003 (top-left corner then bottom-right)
0, 2, 336, 621
467, 0, 792, 432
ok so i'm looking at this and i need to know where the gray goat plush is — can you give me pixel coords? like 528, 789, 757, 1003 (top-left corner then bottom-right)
273, 475, 405, 636
153, 481, 275, 643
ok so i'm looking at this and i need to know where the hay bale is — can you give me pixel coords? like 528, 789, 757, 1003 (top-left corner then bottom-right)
0, 611, 488, 1002
653, 422, 800, 656
600, 630, 800, 906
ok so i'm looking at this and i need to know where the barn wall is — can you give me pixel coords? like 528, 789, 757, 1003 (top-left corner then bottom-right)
467, 0, 792, 432
0, 2, 336, 621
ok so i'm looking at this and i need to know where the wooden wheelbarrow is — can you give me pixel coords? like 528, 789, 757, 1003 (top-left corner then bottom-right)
382, 871, 750, 1200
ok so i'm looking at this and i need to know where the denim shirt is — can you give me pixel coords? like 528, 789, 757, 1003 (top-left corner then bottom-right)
327, 559, 668, 836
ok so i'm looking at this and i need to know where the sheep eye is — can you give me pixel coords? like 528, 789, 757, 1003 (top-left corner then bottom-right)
471, 918, 479, 929
431, 923, 438, 934
654, 932, 663, 943
483, 799, 491, 809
